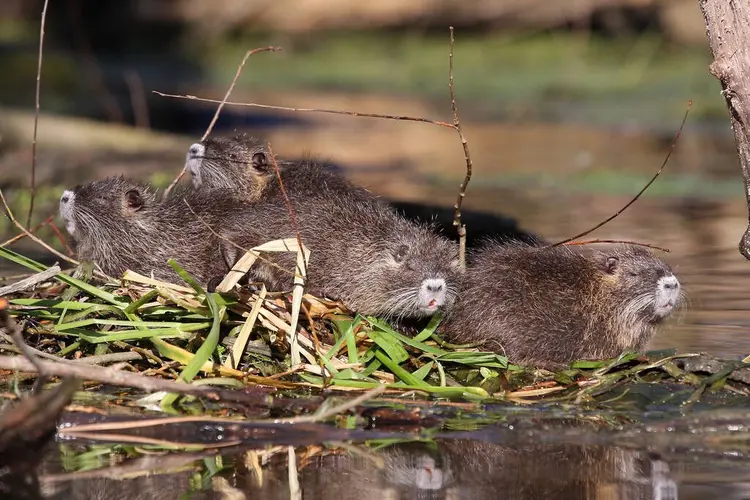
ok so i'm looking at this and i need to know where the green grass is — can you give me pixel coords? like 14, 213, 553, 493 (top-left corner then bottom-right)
3, 245, 750, 414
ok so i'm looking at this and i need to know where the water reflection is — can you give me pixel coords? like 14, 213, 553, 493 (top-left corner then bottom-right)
36, 439, 737, 500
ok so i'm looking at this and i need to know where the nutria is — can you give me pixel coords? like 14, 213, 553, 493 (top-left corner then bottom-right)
59, 174, 458, 320
440, 242, 681, 368
59, 176, 234, 284
186, 133, 275, 201
215, 158, 462, 320
188, 134, 543, 247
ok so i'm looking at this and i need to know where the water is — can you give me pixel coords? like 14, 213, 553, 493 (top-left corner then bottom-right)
3, 88, 750, 498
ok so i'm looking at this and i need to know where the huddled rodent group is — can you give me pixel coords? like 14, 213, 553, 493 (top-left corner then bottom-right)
60, 132, 682, 367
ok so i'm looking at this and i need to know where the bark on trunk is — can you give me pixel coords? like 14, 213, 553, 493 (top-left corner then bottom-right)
698, 0, 750, 259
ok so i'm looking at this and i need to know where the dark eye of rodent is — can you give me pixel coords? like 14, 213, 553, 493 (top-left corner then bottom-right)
252, 152, 267, 167
394, 245, 409, 262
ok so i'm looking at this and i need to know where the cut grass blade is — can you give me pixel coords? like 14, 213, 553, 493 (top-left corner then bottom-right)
71, 325, 205, 344
366, 317, 445, 356
367, 330, 409, 364
224, 284, 267, 370
0, 246, 122, 306
413, 313, 443, 343
165, 259, 224, 388
55, 319, 209, 332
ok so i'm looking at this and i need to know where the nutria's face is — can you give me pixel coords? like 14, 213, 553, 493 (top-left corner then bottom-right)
59, 177, 155, 241
374, 234, 461, 319
187, 135, 270, 193
597, 246, 681, 324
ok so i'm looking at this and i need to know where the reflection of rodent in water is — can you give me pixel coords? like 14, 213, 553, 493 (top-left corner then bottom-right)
251, 439, 656, 499
59, 176, 232, 284
440, 242, 682, 368
185, 133, 274, 201
217, 158, 462, 319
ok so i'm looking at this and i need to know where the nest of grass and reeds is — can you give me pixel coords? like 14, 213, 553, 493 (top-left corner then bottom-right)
4, 242, 750, 416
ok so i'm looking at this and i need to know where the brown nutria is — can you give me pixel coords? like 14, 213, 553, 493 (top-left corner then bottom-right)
188, 134, 545, 248
185, 133, 275, 201
439, 242, 682, 368
216, 158, 462, 320
59, 176, 236, 284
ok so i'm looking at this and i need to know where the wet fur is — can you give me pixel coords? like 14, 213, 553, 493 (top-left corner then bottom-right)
216, 158, 462, 319
440, 241, 678, 368
62, 176, 239, 284
189, 133, 275, 201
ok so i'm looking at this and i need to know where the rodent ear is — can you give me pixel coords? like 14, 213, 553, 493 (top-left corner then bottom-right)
603, 256, 619, 275
393, 244, 409, 263
251, 152, 269, 170
124, 189, 144, 211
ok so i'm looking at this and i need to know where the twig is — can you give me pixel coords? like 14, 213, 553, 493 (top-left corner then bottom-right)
163, 46, 282, 198
0, 354, 251, 401
27, 0, 50, 229
0, 298, 46, 379
562, 239, 671, 253
47, 219, 75, 255
548, 99, 693, 248
2, 215, 74, 255
267, 142, 307, 279
1, 214, 54, 247
0, 265, 60, 297
182, 200, 296, 279
0, 341, 142, 366
153, 91, 456, 129
276, 383, 386, 424
124, 69, 150, 129
447, 27, 474, 270
0, 187, 83, 270
153, 34, 476, 268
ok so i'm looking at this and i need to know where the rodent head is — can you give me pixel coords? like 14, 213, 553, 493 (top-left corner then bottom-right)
593, 245, 681, 325
366, 229, 461, 320
59, 176, 157, 242
186, 133, 272, 198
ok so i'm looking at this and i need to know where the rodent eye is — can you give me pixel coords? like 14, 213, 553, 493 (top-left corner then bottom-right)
251, 152, 268, 169
393, 244, 409, 263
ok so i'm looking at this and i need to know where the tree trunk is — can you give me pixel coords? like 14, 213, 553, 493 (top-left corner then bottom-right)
698, 0, 750, 259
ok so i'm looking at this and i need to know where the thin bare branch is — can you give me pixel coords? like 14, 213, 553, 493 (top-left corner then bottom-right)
0, 353, 239, 400
548, 99, 693, 248
277, 384, 386, 424
182, 199, 295, 279
0, 298, 46, 379
562, 239, 671, 253
267, 142, 307, 279
152, 91, 456, 129
447, 26, 474, 270
163, 46, 282, 198
27, 0, 50, 229
0, 265, 60, 297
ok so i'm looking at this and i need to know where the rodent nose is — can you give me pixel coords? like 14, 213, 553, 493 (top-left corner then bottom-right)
423, 278, 445, 293
60, 189, 74, 204
188, 143, 204, 159
660, 275, 680, 290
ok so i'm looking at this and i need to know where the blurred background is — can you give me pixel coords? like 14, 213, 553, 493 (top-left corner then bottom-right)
0, 0, 747, 357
